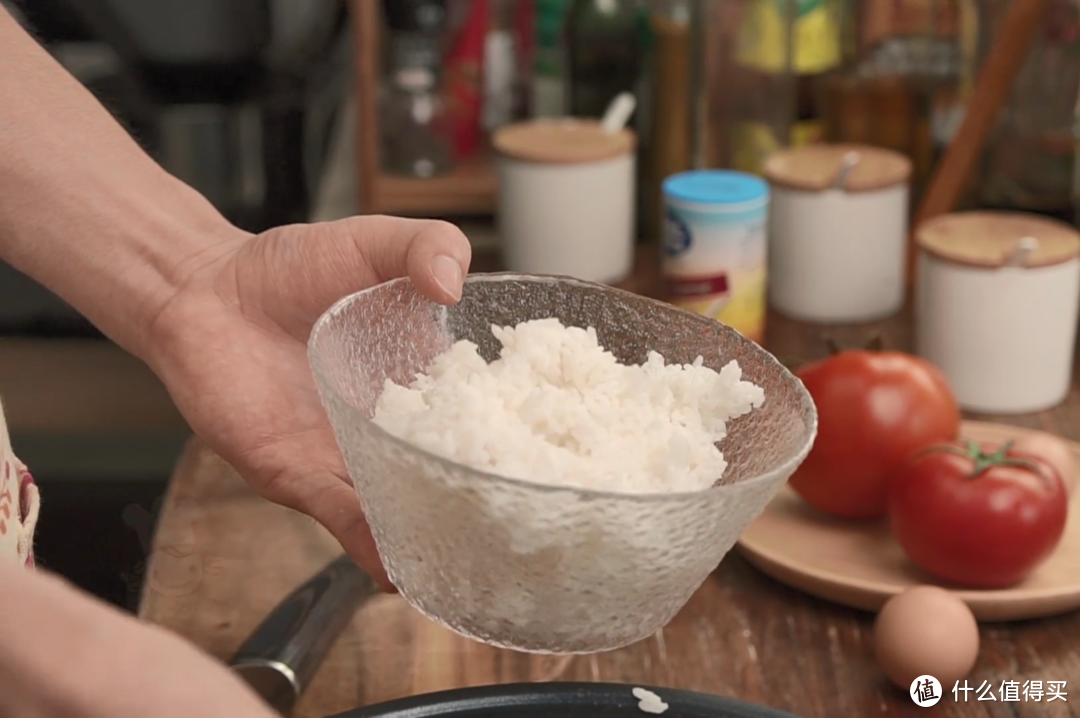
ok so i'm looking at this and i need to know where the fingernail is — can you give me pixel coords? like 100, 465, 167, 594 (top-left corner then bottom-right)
431, 254, 463, 301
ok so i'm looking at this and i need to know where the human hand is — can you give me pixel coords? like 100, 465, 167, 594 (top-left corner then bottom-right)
145, 216, 471, 589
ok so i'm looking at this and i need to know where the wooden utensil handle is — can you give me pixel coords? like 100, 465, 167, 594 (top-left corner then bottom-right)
909, 0, 1052, 279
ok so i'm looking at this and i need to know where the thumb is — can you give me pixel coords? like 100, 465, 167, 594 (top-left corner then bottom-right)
250, 215, 472, 340
348, 215, 473, 303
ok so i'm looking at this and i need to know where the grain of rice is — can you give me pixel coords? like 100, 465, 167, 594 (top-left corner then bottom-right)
632, 687, 669, 714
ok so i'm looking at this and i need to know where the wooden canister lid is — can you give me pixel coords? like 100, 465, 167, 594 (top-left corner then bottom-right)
493, 119, 636, 164
917, 211, 1080, 268
763, 143, 912, 193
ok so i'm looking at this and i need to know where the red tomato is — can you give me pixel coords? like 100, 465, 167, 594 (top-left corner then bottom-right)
789, 347, 961, 519
888, 441, 1069, 588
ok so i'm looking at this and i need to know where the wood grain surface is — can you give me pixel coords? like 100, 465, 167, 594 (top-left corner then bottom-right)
139, 248, 1080, 718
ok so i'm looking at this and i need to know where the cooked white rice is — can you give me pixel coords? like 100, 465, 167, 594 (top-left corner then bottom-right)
372, 318, 764, 494
632, 687, 670, 714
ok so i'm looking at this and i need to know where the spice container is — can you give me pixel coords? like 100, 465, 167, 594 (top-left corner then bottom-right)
661, 170, 769, 344
381, 35, 455, 178
915, 211, 1080, 414
494, 119, 636, 283
764, 143, 912, 323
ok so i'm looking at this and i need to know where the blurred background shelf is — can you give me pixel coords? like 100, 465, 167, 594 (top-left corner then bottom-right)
372, 148, 498, 215
350, 0, 500, 217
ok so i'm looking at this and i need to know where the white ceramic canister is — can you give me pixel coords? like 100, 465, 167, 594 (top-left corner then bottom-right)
662, 170, 770, 345
493, 119, 636, 284
915, 211, 1080, 414
764, 144, 912, 323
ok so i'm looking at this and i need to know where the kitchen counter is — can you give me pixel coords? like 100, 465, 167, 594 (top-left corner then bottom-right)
139, 248, 1080, 718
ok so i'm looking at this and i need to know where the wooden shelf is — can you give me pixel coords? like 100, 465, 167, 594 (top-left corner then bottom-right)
351, 0, 498, 217
0, 340, 187, 434
373, 149, 498, 216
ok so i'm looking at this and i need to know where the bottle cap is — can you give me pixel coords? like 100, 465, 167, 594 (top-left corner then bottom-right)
917, 211, 1080, 269
662, 170, 768, 207
764, 144, 912, 193
493, 119, 636, 164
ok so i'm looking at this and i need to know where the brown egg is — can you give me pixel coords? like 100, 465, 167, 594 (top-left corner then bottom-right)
874, 585, 980, 691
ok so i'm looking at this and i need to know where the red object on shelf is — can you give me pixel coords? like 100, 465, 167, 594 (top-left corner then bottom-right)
444, 0, 489, 159
516, 0, 536, 98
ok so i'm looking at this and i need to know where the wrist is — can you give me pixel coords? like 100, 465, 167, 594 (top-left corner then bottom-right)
7, 180, 248, 358
1, 167, 250, 360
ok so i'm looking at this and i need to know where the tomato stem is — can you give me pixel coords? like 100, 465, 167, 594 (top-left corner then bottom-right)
821, 333, 886, 356
919, 439, 1052, 486
822, 334, 842, 356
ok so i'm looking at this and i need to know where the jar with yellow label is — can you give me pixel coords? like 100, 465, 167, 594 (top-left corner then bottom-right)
718, 0, 843, 176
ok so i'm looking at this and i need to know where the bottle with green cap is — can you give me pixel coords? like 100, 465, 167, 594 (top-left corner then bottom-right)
532, 0, 571, 117
565, 0, 645, 119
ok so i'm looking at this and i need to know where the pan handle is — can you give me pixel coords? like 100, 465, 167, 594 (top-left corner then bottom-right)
229, 554, 380, 715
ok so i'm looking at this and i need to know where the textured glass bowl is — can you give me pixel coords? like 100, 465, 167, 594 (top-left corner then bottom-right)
308, 274, 817, 654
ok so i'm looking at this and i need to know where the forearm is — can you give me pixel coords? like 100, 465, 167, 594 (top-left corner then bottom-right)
0, 561, 97, 716
0, 9, 250, 359
0, 559, 276, 717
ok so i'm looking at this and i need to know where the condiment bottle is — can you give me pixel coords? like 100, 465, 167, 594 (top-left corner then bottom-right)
381, 35, 455, 178
661, 170, 769, 345
915, 211, 1080, 413
724, 0, 843, 175
642, 0, 694, 242
494, 119, 636, 283
565, 0, 644, 118
764, 143, 912, 323
532, 0, 572, 117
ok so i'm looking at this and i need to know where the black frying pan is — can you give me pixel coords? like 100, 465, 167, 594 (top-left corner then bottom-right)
227, 558, 800, 718
329, 683, 800, 717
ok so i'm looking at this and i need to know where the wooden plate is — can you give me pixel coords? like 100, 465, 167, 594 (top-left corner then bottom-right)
736, 420, 1080, 621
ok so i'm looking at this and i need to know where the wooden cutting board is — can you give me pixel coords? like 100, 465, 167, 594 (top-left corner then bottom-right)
138, 440, 1080, 718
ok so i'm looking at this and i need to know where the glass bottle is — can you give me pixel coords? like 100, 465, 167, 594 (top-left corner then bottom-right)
642, 0, 696, 239
819, 0, 962, 203
483, 0, 519, 131
533, 0, 572, 117
382, 0, 449, 33
381, 36, 455, 178
716, 0, 844, 176
973, 0, 1080, 220
565, 0, 645, 118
